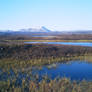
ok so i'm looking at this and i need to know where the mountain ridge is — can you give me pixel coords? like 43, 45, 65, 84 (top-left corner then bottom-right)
0, 27, 92, 34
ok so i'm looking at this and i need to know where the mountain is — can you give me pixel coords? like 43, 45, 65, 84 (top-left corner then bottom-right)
0, 27, 92, 35
19, 26, 51, 33
41, 26, 51, 32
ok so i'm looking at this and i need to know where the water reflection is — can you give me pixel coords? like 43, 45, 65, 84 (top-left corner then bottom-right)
0, 60, 92, 82
32, 61, 92, 81
25, 42, 92, 47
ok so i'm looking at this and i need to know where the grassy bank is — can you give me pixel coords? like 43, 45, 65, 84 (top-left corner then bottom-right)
0, 55, 92, 71
0, 43, 92, 91
6, 39, 92, 43
0, 44, 92, 59
0, 44, 92, 70
0, 77, 92, 92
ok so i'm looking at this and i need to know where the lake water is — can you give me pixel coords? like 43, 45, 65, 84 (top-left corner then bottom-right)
0, 60, 92, 83
32, 61, 92, 81
25, 42, 92, 47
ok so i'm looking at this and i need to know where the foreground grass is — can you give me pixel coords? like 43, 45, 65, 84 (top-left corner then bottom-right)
0, 77, 92, 92
0, 55, 92, 71
0, 55, 92, 92
0, 43, 92, 91
29, 78, 92, 92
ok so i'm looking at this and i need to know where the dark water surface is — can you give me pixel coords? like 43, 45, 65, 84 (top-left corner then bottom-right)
32, 61, 92, 81
0, 61, 92, 82
25, 42, 92, 47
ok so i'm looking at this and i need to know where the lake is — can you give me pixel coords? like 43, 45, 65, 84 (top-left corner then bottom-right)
25, 42, 92, 47
32, 61, 92, 81
0, 60, 92, 83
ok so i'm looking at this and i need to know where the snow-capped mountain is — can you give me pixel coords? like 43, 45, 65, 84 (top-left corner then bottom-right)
19, 26, 51, 32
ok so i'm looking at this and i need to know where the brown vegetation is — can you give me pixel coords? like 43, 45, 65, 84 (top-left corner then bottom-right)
0, 44, 92, 60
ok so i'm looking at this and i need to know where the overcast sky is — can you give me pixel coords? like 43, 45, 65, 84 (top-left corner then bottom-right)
0, 0, 92, 31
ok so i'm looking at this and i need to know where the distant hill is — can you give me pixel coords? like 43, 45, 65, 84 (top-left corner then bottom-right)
0, 27, 92, 35
19, 26, 51, 33
60, 30, 92, 34
0, 28, 92, 40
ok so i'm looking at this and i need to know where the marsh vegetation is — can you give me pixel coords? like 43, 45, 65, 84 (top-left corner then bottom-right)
0, 34, 92, 92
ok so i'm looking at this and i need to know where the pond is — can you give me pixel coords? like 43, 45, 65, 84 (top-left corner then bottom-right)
0, 60, 92, 82
25, 42, 92, 47
32, 61, 92, 81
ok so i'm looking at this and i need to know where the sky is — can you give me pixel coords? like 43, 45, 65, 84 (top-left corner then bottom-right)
0, 0, 92, 31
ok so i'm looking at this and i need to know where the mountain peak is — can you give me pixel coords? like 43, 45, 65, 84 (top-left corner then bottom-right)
19, 26, 51, 32
41, 26, 51, 32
